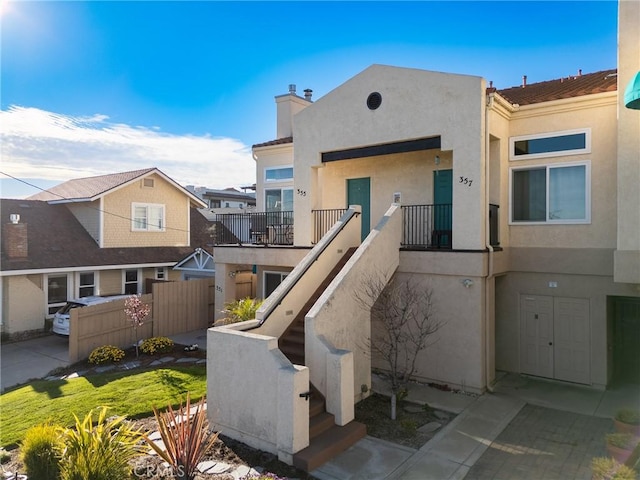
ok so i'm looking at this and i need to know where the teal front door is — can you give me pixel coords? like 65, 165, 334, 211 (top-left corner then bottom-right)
347, 178, 371, 241
433, 170, 452, 247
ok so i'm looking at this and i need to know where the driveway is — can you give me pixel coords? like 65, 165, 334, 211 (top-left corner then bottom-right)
1, 335, 69, 392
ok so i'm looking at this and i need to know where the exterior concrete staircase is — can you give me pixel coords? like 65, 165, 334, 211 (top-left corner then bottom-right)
277, 247, 367, 471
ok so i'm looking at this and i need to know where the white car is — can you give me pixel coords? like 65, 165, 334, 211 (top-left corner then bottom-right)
52, 295, 130, 336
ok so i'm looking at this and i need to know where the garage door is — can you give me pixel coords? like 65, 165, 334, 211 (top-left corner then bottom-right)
520, 295, 590, 384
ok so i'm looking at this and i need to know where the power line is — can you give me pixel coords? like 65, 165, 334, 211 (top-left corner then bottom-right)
0, 170, 197, 234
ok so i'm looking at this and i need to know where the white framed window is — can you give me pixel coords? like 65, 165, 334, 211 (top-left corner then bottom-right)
265, 166, 293, 182
132, 203, 165, 231
123, 269, 140, 295
46, 273, 69, 316
77, 271, 96, 297
155, 267, 167, 280
509, 129, 590, 161
510, 161, 590, 224
263, 271, 289, 298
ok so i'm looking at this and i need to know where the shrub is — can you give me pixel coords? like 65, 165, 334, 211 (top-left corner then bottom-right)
221, 297, 264, 323
88, 345, 125, 364
140, 336, 174, 355
591, 456, 637, 480
400, 419, 418, 436
20, 422, 63, 480
241, 474, 287, 480
607, 433, 639, 450
58, 406, 143, 480
616, 408, 640, 425
145, 394, 218, 480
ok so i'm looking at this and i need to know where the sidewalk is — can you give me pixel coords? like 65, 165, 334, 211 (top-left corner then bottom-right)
311, 379, 523, 480
310, 372, 640, 480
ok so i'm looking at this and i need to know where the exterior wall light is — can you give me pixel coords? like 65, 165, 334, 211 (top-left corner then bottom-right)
434, 155, 441, 166
461, 278, 474, 288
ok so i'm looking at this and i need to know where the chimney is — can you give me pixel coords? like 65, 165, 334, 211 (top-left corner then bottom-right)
3, 215, 28, 258
522, 75, 527, 88
304, 89, 313, 101
275, 84, 313, 139
578, 69, 582, 77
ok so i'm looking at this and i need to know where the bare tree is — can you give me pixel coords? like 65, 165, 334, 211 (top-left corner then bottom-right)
356, 272, 442, 420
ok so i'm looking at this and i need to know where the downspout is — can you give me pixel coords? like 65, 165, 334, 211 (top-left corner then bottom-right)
484, 91, 495, 393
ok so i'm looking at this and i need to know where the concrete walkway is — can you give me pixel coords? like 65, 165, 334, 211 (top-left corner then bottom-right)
311, 373, 640, 480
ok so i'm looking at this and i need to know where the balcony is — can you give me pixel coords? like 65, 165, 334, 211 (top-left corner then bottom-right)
212, 211, 294, 246
212, 204, 500, 249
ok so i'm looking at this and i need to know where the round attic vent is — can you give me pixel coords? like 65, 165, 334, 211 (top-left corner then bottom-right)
367, 92, 382, 110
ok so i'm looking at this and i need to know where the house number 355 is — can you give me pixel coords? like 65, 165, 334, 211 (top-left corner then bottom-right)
459, 177, 473, 187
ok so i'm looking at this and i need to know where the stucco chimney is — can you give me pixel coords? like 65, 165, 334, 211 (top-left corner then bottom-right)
3, 217, 28, 258
522, 75, 527, 88
304, 89, 313, 101
275, 84, 313, 139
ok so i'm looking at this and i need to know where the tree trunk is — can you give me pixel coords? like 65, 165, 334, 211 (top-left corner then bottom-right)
390, 392, 397, 420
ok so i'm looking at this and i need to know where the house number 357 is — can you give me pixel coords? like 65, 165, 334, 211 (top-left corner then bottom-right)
459, 177, 473, 187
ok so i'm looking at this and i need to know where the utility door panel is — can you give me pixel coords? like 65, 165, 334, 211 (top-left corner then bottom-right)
520, 295, 591, 384
554, 297, 590, 384
520, 295, 554, 378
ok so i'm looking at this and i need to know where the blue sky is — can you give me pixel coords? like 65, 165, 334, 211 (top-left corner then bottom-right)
1, 1, 618, 199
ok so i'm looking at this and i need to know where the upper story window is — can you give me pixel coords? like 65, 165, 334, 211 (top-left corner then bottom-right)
510, 129, 590, 161
510, 162, 590, 224
265, 166, 293, 182
132, 203, 165, 231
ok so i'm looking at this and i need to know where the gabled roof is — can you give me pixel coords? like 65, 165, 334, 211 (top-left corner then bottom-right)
173, 247, 215, 274
0, 199, 215, 273
27, 167, 206, 208
497, 69, 617, 106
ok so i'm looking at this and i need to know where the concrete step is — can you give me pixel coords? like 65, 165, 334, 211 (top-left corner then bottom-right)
293, 421, 367, 472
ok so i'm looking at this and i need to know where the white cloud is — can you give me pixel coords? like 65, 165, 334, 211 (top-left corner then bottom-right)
0, 106, 256, 194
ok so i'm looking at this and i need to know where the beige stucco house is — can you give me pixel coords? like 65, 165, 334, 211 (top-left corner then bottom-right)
0, 167, 210, 337
208, 2, 639, 469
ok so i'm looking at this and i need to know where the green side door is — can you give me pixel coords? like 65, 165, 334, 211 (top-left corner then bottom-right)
347, 177, 371, 242
433, 170, 453, 247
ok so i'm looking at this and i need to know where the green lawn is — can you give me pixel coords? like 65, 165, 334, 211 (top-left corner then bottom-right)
0, 365, 206, 448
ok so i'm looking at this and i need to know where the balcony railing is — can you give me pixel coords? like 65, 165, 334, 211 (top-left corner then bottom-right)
489, 204, 500, 247
311, 208, 348, 244
212, 211, 294, 246
401, 204, 453, 249
213, 204, 500, 249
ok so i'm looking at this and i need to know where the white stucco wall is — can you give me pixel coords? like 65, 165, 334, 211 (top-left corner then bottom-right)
614, 0, 640, 283
292, 65, 487, 250
207, 326, 309, 463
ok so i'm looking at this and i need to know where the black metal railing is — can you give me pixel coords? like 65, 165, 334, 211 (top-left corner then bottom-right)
213, 204, 500, 249
312, 208, 348, 244
489, 204, 500, 247
401, 204, 453, 249
212, 211, 294, 246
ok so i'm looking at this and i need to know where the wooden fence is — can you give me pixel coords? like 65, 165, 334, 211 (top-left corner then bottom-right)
68, 278, 214, 363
